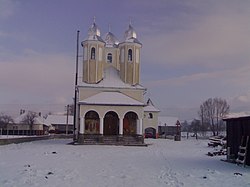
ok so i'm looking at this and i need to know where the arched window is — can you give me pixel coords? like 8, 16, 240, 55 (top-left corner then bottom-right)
107, 53, 112, 63
148, 113, 153, 119
91, 47, 95, 60
128, 49, 132, 62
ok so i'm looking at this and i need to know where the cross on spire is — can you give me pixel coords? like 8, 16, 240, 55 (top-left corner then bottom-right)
108, 23, 111, 32
129, 17, 133, 25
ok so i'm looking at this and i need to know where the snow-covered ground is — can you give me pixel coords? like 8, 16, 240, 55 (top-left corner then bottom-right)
0, 138, 249, 187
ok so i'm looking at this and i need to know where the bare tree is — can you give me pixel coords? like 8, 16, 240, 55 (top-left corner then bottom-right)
21, 111, 37, 135
198, 98, 229, 136
190, 119, 201, 139
0, 113, 14, 129
214, 98, 229, 135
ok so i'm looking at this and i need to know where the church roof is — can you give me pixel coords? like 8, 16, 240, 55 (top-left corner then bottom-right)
144, 98, 160, 112
78, 66, 145, 90
79, 91, 144, 106
104, 31, 119, 47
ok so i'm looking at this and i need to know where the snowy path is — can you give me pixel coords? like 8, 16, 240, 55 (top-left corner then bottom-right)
0, 138, 249, 187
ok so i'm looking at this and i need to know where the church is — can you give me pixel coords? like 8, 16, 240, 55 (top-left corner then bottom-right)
76, 20, 160, 145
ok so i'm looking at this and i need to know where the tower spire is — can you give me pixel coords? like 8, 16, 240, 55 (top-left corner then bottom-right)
93, 16, 96, 23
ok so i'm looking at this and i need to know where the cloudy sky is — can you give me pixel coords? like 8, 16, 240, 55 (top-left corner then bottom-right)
0, 0, 249, 120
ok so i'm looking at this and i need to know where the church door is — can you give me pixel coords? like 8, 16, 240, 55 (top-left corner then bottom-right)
104, 111, 119, 135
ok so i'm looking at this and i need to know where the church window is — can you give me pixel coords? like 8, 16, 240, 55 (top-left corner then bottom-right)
128, 49, 132, 62
107, 53, 112, 63
91, 47, 96, 60
148, 113, 153, 119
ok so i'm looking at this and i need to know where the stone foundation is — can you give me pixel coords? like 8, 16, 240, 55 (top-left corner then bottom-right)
76, 134, 146, 146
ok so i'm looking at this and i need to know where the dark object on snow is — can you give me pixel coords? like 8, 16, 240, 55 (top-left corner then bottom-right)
52, 151, 57, 154
47, 172, 54, 175
234, 172, 242, 176
208, 149, 227, 157
203, 176, 207, 179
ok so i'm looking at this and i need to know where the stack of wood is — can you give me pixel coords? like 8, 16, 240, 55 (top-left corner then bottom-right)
208, 136, 226, 147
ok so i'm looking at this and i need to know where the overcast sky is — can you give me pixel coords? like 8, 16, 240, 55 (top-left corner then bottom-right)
0, 0, 250, 120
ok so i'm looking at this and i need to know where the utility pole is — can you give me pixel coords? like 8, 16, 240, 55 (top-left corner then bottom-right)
65, 105, 69, 135
73, 30, 80, 142
164, 123, 166, 139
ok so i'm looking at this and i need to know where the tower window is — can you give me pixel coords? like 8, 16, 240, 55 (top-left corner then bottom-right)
107, 53, 112, 63
91, 47, 96, 60
148, 113, 153, 119
128, 49, 132, 62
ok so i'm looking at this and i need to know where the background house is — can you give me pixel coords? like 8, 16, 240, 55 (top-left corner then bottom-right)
46, 115, 73, 134
158, 116, 180, 137
10, 110, 51, 135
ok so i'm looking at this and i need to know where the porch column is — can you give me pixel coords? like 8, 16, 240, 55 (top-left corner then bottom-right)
119, 118, 123, 135
100, 117, 104, 135
138, 118, 143, 135
80, 117, 85, 134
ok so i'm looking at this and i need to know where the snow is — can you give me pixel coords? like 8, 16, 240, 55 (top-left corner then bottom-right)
79, 91, 144, 106
78, 66, 145, 90
224, 112, 250, 120
144, 105, 160, 112
0, 138, 249, 187
46, 115, 73, 125
0, 135, 30, 139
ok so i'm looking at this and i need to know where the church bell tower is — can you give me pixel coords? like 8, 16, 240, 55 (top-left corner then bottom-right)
119, 24, 142, 85
81, 20, 105, 84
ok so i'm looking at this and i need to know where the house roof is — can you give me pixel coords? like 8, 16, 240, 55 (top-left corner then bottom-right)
46, 115, 73, 125
79, 91, 144, 106
78, 66, 145, 90
14, 112, 51, 127
223, 112, 250, 120
158, 116, 179, 127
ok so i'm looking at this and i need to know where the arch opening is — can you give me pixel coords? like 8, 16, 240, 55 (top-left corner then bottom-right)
84, 111, 100, 134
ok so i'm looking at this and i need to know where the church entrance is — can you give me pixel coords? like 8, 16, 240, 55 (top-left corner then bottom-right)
104, 111, 119, 135
123, 112, 138, 135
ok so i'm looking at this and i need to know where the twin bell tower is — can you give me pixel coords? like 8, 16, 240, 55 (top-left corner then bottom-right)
81, 20, 142, 86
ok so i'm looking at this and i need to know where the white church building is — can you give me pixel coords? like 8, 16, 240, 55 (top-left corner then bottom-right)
76, 20, 159, 145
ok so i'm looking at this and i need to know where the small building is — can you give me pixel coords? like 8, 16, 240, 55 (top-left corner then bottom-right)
46, 115, 73, 134
143, 99, 160, 138
223, 113, 250, 166
158, 116, 180, 137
